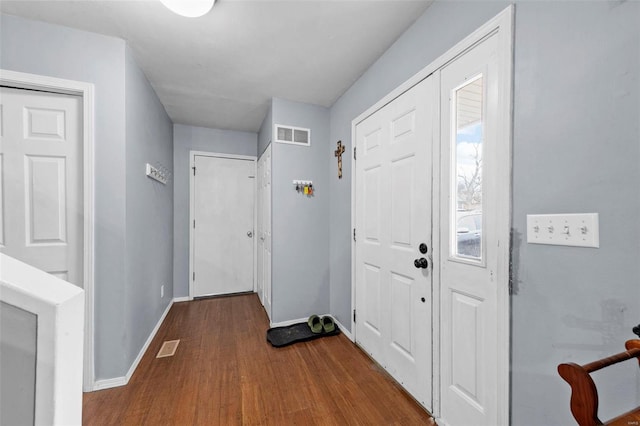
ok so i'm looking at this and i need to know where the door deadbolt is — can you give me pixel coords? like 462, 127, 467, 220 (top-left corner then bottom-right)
247, 231, 253, 238
419, 243, 428, 254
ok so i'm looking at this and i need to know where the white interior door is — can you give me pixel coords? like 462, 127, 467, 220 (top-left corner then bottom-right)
256, 143, 273, 318
438, 33, 503, 426
0, 86, 83, 286
192, 155, 255, 297
256, 155, 264, 305
259, 145, 272, 319
354, 76, 434, 410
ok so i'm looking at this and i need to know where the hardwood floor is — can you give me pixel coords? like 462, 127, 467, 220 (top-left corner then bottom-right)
83, 294, 435, 425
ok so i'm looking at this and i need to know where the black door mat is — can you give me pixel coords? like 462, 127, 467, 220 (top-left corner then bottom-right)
266, 322, 340, 348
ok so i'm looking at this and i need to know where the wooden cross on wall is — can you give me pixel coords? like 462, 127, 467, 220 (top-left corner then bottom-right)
334, 140, 345, 179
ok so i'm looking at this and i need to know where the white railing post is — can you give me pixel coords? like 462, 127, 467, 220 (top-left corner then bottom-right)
0, 253, 84, 425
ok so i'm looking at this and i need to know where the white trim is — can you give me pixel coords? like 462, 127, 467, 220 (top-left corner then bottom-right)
350, 143, 357, 340
349, 5, 513, 422
94, 298, 175, 391
173, 296, 192, 303
93, 376, 127, 391
333, 318, 353, 342
1, 254, 84, 425
270, 315, 352, 340
430, 70, 443, 417
270, 313, 332, 329
495, 7, 514, 426
188, 151, 257, 299
0, 69, 96, 393
269, 316, 310, 328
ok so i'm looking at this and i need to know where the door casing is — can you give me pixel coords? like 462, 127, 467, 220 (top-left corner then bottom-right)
0, 69, 96, 392
257, 144, 272, 320
350, 6, 513, 421
188, 151, 258, 299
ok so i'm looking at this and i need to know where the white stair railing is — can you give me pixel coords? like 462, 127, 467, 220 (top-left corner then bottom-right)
0, 253, 84, 425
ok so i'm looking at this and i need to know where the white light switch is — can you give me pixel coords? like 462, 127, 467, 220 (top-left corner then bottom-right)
526, 213, 599, 248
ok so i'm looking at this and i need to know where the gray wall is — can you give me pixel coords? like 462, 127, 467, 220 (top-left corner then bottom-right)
328, 1, 640, 424
271, 98, 330, 323
0, 302, 36, 426
510, 2, 639, 423
124, 46, 174, 371
1, 14, 129, 379
172, 124, 257, 298
1, 15, 177, 382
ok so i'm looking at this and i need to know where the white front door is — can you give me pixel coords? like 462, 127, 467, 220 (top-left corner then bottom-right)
354, 76, 434, 410
0, 86, 83, 286
438, 33, 504, 426
192, 155, 255, 297
257, 145, 272, 318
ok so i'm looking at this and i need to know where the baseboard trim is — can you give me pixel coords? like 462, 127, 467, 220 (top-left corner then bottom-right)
270, 316, 310, 328
91, 299, 175, 391
173, 296, 191, 303
333, 318, 353, 341
93, 376, 127, 390
271, 313, 338, 329
270, 314, 353, 341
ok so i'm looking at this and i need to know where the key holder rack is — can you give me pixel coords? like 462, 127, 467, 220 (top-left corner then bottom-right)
293, 180, 314, 196
146, 163, 170, 185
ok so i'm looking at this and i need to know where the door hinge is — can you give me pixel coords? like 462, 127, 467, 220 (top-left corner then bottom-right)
353, 309, 356, 323
192, 165, 196, 176
193, 272, 195, 281
193, 219, 195, 228
353, 147, 356, 160
353, 228, 356, 242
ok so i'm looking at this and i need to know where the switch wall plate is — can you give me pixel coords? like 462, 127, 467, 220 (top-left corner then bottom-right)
526, 213, 599, 248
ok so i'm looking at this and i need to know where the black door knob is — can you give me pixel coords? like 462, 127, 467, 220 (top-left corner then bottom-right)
414, 258, 428, 269
419, 243, 428, 254
421, 297, 426, 303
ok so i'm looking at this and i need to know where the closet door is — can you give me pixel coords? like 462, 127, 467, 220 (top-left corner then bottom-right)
257, 145, 272, 319
0, 86, 83, 286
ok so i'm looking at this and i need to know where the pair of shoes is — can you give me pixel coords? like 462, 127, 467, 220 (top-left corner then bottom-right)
307, 315, 335, 334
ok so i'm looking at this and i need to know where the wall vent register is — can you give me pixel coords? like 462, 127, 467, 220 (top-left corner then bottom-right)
274, 124, 310, 146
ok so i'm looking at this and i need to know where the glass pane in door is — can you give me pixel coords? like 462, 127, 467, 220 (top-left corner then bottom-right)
453, 76, 483, 260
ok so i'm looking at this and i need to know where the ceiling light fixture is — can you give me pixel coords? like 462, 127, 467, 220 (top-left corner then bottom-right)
159, 0, 215, 18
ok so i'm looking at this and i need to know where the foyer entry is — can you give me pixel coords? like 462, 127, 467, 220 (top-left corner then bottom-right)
190, 153, 256, 298
353, 8, 513, 425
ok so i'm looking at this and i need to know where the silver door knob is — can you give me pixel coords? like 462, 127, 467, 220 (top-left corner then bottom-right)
247, 231, 253, 238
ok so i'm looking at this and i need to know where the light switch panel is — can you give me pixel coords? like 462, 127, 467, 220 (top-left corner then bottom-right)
526, 213, 599, 248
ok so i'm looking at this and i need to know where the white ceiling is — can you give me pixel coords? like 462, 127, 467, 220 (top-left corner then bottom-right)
1, 0, 433, 132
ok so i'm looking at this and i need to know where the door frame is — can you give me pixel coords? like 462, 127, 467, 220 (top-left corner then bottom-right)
350, 6, 513, 421
256, 144, 273, 320
0, 69, 96, 392
188, 151, 257, 299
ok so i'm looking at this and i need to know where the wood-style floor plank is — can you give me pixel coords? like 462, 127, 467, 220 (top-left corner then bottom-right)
83, 294, 435, 425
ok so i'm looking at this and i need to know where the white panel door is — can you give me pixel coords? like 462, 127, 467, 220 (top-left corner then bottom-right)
355, 76, 434, 409
0, 86, 83, 286
257, 144, 272, 319
193, 155, 255, 297
439, 33, 502, 426
256, 155, 264, 304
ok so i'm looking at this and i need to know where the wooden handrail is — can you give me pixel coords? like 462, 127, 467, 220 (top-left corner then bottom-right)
581, 347, 640, 373
558, 339, 640, 426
